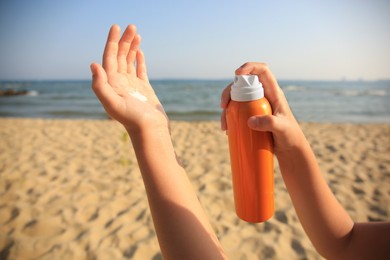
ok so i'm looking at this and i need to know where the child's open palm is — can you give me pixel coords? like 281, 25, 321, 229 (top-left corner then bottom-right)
91, 25, 167, 132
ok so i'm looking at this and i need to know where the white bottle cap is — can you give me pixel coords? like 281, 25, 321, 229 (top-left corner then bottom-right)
231, 75, 264, 101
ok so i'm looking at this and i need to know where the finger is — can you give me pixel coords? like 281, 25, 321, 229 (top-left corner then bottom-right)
220, 82, 233, 108
127, 34, 142, 74
220, 109, 227, 131
103, 25, 121, 74
136, 49, 148, 80
247, 115, 284, 134
235, 62, 280, 104
117, 25, 137, 73
90, 63, 121, 115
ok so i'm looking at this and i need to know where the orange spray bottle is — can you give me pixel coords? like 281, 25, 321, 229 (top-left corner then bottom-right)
226, 75, 274, 222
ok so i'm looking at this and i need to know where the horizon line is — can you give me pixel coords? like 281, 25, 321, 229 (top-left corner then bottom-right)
1, 78, 390, 82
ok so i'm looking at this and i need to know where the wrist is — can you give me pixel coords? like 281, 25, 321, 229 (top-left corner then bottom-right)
276, 132, 317, 176
127, 124, 171, 141
275, 129, 310, 164
124, 116, 170, 139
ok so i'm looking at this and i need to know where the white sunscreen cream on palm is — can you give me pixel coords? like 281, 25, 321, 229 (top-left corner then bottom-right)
128, 89, 147, 102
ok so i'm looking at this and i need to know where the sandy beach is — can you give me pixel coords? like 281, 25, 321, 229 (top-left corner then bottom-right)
0, 118, 389, 259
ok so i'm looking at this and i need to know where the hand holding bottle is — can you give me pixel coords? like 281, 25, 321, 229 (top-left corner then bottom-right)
221, 62, 305, 157
222, 63, 390, 260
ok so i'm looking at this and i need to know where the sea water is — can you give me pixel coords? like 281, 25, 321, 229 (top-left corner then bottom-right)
0, 79, 389, 123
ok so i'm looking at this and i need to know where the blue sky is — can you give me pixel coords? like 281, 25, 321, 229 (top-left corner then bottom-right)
0, 0, 389, 80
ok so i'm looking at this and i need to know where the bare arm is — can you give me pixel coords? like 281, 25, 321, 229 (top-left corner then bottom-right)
221, 62, 390, 259
130, 128, 225, 260
276, 120, 390, 259
277, 131, 355, 257
91, 24, 226, 260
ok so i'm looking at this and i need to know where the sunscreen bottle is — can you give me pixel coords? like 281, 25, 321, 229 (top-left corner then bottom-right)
226, 75, 274, 222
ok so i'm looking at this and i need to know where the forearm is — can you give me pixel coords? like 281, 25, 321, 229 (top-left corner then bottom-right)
129, 127, 226, 260
277, 131, 354, 258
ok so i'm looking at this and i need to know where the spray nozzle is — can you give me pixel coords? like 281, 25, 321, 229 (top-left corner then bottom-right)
231, 75, 264, 101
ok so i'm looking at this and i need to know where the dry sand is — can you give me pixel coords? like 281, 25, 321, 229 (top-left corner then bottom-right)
0, 118, 389, 259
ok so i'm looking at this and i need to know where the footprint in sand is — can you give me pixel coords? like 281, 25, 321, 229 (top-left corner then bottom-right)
291, 238, 306, 258
22, 217, 65, 237
275, 210, 288, 224
0, 206, 20, 225
352, 186, 366, 196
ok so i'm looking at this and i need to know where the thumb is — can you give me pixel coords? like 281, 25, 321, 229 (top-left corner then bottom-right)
90, 63, 107, 89
247, 115, 283, 133
90, 63, 121, 115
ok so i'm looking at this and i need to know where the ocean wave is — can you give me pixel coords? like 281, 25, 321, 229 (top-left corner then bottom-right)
283, 85, 306, 91
336, 89, 388, 97
26, 90, 39, 96
367, 90, 388, 96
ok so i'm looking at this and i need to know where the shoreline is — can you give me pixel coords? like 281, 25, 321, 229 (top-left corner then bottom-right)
1, 78, 389, 123
1, 116, 390, 124
1, 118, 389, 259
